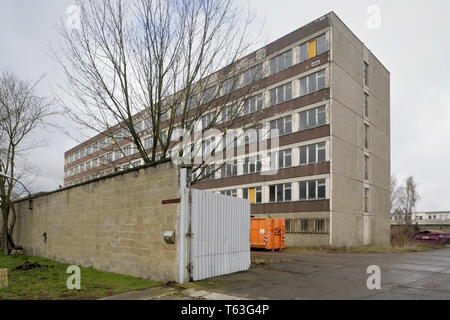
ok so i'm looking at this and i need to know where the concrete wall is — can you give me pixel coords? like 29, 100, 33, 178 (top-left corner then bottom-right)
11, 160, 181, 282
270, 212, 330, 247
329, 12, 390, 246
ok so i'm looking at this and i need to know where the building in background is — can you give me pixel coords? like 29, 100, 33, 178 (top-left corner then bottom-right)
392, 211, 450, 225
63, 12, 391, 247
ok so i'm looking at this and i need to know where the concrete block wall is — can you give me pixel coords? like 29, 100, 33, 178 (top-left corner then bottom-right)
12, 160, 181, 282
329, 12, 390, 246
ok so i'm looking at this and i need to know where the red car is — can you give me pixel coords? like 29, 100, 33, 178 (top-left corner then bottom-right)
413, 230, 450, 245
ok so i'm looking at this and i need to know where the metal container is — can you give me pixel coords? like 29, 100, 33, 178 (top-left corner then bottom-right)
250, 218, 285, 251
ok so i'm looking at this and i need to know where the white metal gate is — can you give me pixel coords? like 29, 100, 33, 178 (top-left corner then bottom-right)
189, 189, 251, 281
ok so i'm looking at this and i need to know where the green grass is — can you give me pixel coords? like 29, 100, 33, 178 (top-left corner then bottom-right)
0, 254, 159, 300
283, 244, 445, 254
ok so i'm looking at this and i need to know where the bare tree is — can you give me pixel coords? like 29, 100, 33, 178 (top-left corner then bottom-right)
390, 174, 402, 214
54, 0, 265, 182
394, 176, 420, 225
0, 71, 54, 255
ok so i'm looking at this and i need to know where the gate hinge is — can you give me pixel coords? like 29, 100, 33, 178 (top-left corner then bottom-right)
187, 263, 193, 274
186, 232, 194, 238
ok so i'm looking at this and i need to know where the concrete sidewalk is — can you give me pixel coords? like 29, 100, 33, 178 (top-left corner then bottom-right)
99, 286, 248, 300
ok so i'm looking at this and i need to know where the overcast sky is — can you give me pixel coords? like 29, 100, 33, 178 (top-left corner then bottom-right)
0, 0, 449, 212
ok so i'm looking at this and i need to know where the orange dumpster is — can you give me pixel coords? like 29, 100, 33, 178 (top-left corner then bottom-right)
250, 218, 286, 251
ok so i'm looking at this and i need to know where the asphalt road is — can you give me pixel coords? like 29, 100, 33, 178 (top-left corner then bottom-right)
195, 247, 450, 300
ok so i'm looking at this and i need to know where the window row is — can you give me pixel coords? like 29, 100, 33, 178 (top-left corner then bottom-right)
216, 179, 328, 204
285, 218, 328, 234
191, 142, 328, 181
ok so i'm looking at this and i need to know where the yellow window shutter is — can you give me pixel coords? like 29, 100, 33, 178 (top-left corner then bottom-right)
249, 188, 256, 204
308, 40, 317, 59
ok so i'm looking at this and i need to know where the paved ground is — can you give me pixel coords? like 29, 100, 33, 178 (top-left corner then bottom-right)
192, 247, 450, 300
101, 247, 450, 300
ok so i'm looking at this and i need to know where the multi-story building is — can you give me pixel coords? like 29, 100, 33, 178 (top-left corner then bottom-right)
63, 12, 391, 247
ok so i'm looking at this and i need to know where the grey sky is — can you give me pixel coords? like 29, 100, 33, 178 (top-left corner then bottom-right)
0, 0, 449, 211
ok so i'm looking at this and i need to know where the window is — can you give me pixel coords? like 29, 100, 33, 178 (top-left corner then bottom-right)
269, 183, 292, 203
364, 188, 370, 213
243, 94, 263, 115
202, 86, 217, 104
221, 189, 237, 198
270, 115, 292, 137
364, 155, 369, 180
364, 124, 370, 149
244, 125, 262, 145
86, 161, 91, 170
221, 160, 237, 178
300, 142, 326, 165
202, 113, 214, 130
242, 63, 263, 87
286, 219, 310, 233
300, 69, 326, 96
92, 158, 98, 168
106, 153, 113, 163
80, 148, 86, 158
92, 142, 98, 153
222, 77, 237, 96
364, 62, 369, 86
144, 137, 153, 149
123, 164, 130, 170
86, 146, 92, 155
243, 156, 262, 175
124, 144, 133, 156
270, 49, 292, 75
273, 149, 292, 169
222, 105, 234, 123
201, 164, 216, 181
269, 82, 292, 106
243, 186, 262, 204
299, 106, 326, 131
299, 33, 327, 63
134, 120, 143, 133
299, 179, 326, 200
188, 94, 198, 110
364, 93, 369, 118
74, 152, 79, 161
133, 160, 141, 167
314, 219, 326, 233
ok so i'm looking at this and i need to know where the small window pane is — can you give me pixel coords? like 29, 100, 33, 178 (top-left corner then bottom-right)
309, 181, 316, 199
308, 109, 317, 128
317, 34, 327, 55
300, 112, 308, 130
300, 146, 307, 165
277, 185, 283, 202
285, 183, 292, 201
318, 180, 326, 199
300, 182, 307, 200
317, 70, 326, 90
270, 186, 276, 203
308, 144, 316, 163
318, 143, 326, 162
308, 74, 316, 93
317, 106, 326, 126
300, 77, 307, 96
300, 43, 308, 63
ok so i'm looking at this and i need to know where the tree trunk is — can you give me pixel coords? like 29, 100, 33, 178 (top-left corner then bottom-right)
2, 211, 8, 255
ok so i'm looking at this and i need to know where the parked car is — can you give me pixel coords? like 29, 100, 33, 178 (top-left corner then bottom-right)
413, 230, 450, 245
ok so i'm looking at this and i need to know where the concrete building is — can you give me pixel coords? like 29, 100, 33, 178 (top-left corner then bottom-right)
392, 211, 450, 225
63, 12, 391, 247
